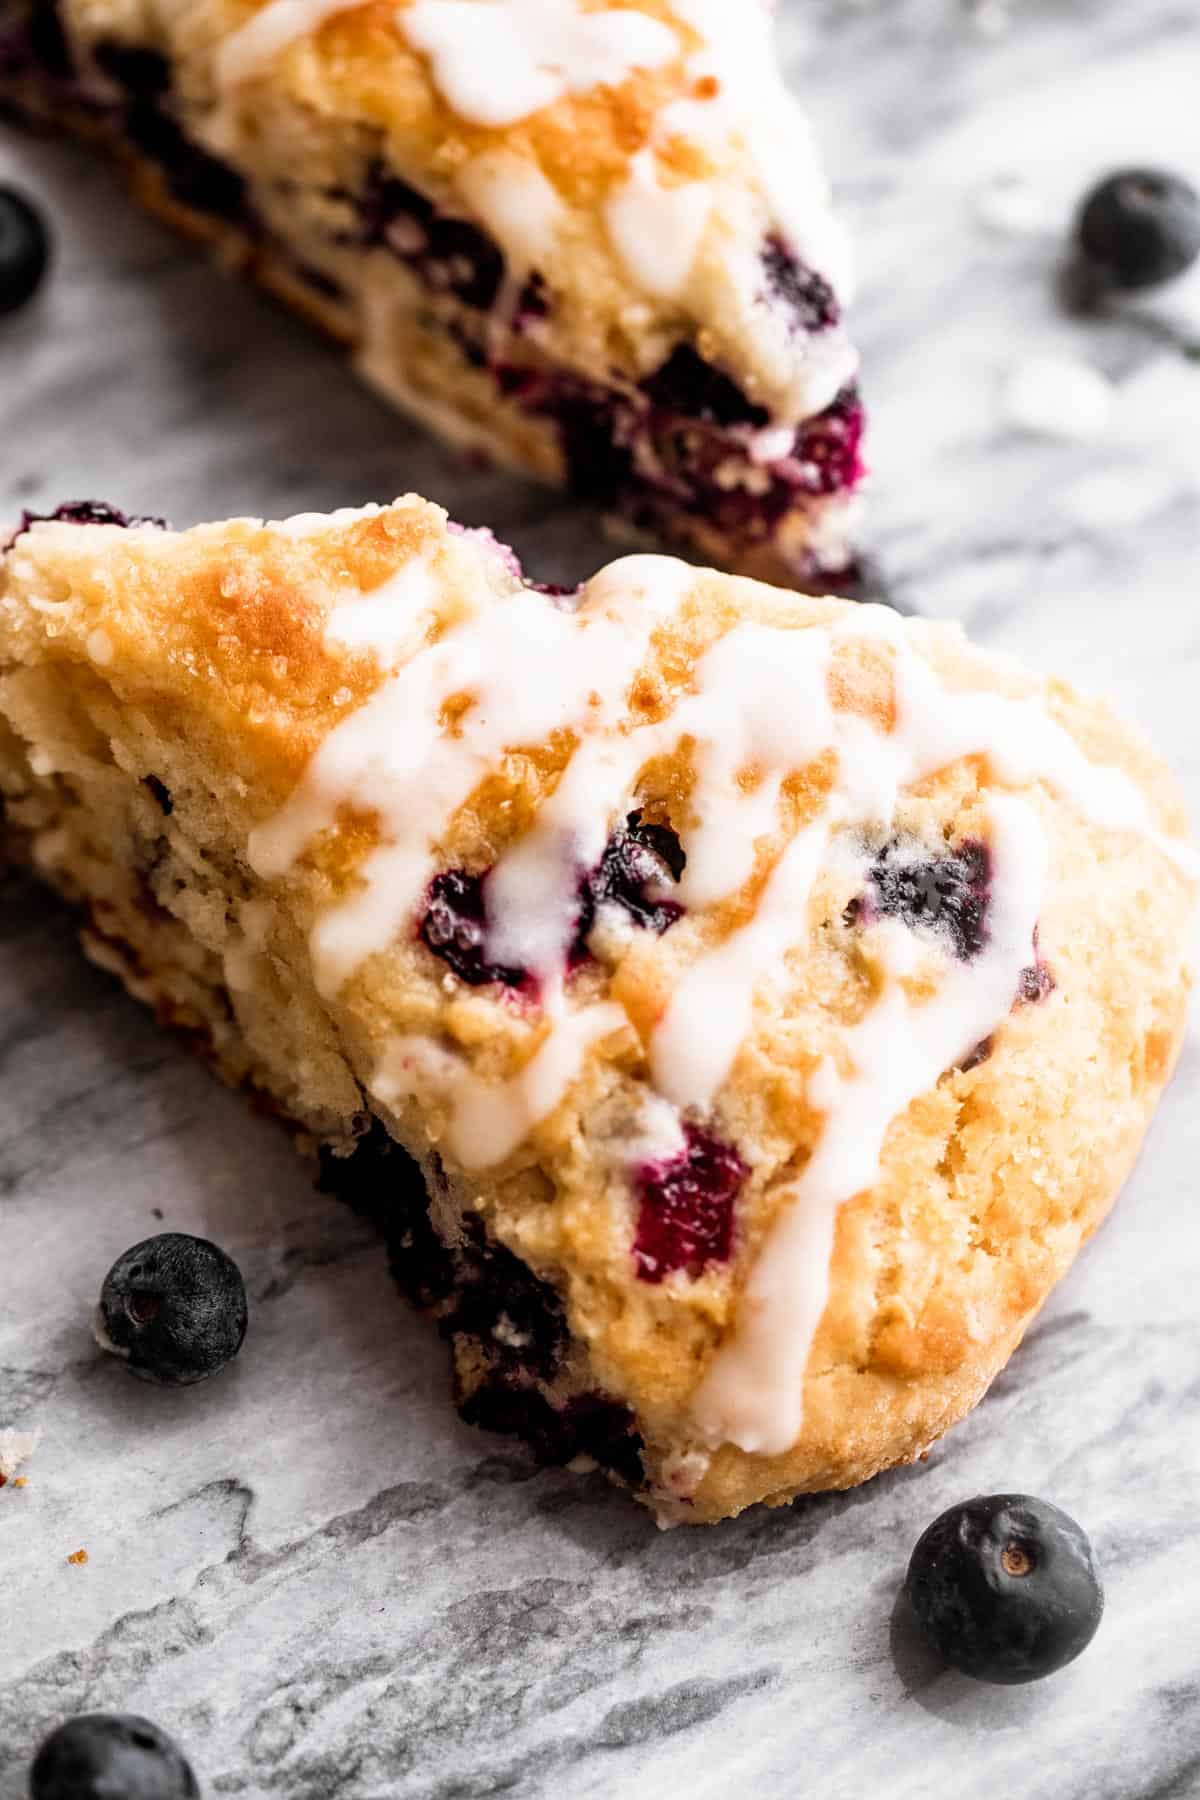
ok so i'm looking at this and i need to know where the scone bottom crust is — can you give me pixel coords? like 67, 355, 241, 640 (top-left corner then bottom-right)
0, 498, 1193, 1524
0, 0, 864, 587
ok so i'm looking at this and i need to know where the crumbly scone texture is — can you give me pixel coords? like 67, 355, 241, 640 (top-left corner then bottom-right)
0, 498, 1191, 1523
0, 0, 861, 585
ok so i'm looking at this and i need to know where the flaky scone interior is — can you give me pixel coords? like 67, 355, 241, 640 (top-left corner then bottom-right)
0, 0, 863, 587
0, 498, 1193, 1523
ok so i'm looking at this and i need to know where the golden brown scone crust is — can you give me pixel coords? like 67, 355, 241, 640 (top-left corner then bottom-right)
0, 499, 1191, 1522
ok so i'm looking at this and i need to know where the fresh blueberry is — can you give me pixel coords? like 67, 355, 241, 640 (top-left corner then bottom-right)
30, 1713, 199, 1799
905, 1493, 1104, 1684
0, 184, 50, 316
97, 1232, 248, 1386
1076, 168, 1200, 291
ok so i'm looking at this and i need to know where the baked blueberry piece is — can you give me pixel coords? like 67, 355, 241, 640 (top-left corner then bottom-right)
0, 0, 863, 587
0, 498, 1193, 1522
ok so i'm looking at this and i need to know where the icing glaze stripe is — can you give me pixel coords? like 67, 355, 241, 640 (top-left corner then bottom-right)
400, 0, 680, 128
216, 0, 361, 89
693, 795, 1051, 1457
374, 998, 628, 1168
216, 0, 681, 104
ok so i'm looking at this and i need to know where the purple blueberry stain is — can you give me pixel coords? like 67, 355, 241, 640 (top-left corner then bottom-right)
5, 500, 168, 552
791, 385, 866, 499
1018, 929, 1056, 1004
512, 272, 550, 333
959, 1036, 994, 1074
505, 363, 864, 560
634, 1124, 748, 1284
1018, 962, 1056, 1003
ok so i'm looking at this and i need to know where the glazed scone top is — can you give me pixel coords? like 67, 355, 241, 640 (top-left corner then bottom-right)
63, 0, 855, 419
3, 499, 1194, 1466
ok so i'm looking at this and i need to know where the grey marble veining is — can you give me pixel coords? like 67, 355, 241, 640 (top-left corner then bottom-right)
2, 3, 1200, 1796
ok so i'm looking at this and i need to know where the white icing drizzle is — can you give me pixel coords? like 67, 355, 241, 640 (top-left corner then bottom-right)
399, 0, 679, 127
455, 150, 566, 272
374, 1000, 628, 1167
214, 0, 677, 97
325, 553, 438, 667
215, 0, 360, 89
651, 815, 830, 1110
595, 0, 855, 398
693, 796, 1050, 1457
668, 0, 853, 301
670, 623, 834, 906
249, 543, 1194, 1455
604, 148, 713, 302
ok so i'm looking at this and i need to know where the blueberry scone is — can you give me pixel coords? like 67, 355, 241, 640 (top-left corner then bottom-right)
0, 497, 1192, 1524
0, 0, 862, 586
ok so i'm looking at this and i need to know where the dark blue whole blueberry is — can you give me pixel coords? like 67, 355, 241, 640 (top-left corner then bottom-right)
0, 184, 50, 316
905, 1494, 1104, 1684
1077, 168, 1200, 291
30, 1713, 199, 1799
98, 1232, 247, 1386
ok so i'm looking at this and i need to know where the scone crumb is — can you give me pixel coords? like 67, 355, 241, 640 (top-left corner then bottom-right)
0, 1427, 39, 1481
12, 1477, 27, 1489
67, 1548, 89, 1566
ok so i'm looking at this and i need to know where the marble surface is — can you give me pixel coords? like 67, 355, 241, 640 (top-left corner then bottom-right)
3, 2, 1200, 1794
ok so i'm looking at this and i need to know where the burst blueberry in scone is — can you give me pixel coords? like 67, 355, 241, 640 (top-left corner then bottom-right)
0, 0, 863, 587
0, 498, 1193, 1523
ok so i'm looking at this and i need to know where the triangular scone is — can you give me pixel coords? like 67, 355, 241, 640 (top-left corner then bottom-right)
0, 0, 861, 587
1, 498, 1193, 1523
